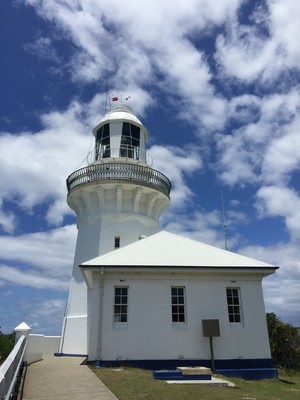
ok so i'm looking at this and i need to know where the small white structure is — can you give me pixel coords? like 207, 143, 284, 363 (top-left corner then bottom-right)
14, 322, 60, 364
59, 103, 278, 379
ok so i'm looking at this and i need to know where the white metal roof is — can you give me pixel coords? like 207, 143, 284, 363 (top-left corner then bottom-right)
82, 231, 276, 268
94, 104, 145, 131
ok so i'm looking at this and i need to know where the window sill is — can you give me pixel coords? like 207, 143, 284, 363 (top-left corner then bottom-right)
113, 323, 128, 331
229, 322, 244, 329
172, 322, 188, 331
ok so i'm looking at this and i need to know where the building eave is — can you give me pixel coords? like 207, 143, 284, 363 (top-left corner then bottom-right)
80, 264, 278, 289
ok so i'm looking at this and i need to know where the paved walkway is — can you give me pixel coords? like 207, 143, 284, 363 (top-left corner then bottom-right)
22, 355, 119, 400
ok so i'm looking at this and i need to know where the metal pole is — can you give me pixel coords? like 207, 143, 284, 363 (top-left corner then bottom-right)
209, 337, 215, 371
221, 189, 228, 251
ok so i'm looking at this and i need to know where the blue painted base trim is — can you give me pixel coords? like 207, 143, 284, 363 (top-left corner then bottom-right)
95, 358, 277, 380
54, 352, 88, 358
153, 370, 212, 381
215, 368, 278, 380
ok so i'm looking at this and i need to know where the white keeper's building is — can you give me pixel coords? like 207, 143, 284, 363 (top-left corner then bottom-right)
58, 102, 278, 379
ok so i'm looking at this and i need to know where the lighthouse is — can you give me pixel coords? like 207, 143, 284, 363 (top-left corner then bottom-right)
59, 102, 171, 355
58, 101, 277, 380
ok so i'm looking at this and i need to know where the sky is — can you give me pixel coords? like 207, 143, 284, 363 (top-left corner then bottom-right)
0, 0, 300, 335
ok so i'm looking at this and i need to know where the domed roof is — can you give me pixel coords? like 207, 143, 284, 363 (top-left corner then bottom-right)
94, 103, 145, 132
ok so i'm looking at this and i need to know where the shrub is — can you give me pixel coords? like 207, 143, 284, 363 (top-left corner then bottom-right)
0, 328, 15, 365
267, 313, 300, 373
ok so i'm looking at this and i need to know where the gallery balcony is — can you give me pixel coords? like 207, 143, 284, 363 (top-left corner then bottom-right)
66, 162, 172, 197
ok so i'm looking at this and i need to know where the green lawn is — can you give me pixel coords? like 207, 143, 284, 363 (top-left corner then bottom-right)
90, 366, 300, 400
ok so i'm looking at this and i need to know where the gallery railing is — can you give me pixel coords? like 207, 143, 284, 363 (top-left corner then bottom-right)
66, 162, 171, 197
86, 146, 152, 165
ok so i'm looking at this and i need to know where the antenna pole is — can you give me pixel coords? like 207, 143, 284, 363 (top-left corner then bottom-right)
221, 189, 228, 251
105, 80, 109, 112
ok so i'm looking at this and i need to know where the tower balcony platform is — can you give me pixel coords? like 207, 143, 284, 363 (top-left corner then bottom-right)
66, 162, 171, 197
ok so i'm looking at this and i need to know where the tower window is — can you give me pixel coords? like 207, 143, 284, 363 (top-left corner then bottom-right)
171, 287, 186, 323
114, 287, 128, 323
120, 123, 140, 159
226, 288, 242, 323
95, 123, 110, 159
114, 236, 120, 249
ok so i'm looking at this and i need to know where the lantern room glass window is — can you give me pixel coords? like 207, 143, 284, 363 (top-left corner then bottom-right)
120, 123, 140, 159
95, 123, 110, 159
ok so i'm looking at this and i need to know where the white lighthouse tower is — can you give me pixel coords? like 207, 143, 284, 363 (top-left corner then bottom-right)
59, 102, 171, 355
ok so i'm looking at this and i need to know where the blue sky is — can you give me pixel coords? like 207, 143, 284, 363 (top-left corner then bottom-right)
1, 0, 300, 335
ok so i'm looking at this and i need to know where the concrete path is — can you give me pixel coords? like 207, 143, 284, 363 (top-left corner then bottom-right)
22, 355, 119, 400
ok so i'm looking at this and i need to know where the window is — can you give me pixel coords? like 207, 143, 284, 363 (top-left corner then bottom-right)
120, 123, 140, 159
171, 287, 186, 323
114, 236, 120, 249
114, 287, 128, 323
226, 288, 241, 323
95, 123, 110, 159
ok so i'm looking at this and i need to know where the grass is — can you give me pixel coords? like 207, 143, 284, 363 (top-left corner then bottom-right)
89, 365, 300, 400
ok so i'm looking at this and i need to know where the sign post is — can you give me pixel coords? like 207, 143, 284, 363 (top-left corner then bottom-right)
202, 319, 220, 371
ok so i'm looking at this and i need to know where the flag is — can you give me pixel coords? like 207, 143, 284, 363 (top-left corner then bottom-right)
125, 96, 131, 101
112, 97, 118, 101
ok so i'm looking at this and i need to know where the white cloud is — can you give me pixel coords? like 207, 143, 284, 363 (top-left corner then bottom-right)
0, 224, 75, 333
215, 0, 300, 86
240, 240, 300, 325
162, 203, 248, 251
226, 95, 261, 125
22, 0, 243, 132
0, 223, 76, 334
163, 209, 226, 249
216, 23, 278, 84
0, 264, 68, 291
216, 89, 300, 186
0, 225, 76, 278
216, 89, 300, 243
256, 186, 300, 241
19, 297, 66, 335
149, 144, 202, 209
269, 0, 300, 67
24, 37, 60, 63
0, 101, 92, 226
0, 209, 17, 234
262, 116, 300, 185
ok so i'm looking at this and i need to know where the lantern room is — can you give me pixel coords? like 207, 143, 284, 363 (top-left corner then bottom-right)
92, 103, 148, 164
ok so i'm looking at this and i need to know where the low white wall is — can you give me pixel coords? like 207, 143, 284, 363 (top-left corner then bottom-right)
25, 334, 43, 364
43, 336, 61, 354
25, 334, 61, 364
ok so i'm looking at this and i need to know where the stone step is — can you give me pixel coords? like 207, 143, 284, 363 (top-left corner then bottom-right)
153, 370, 182, 379
177, 366, 211, 376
